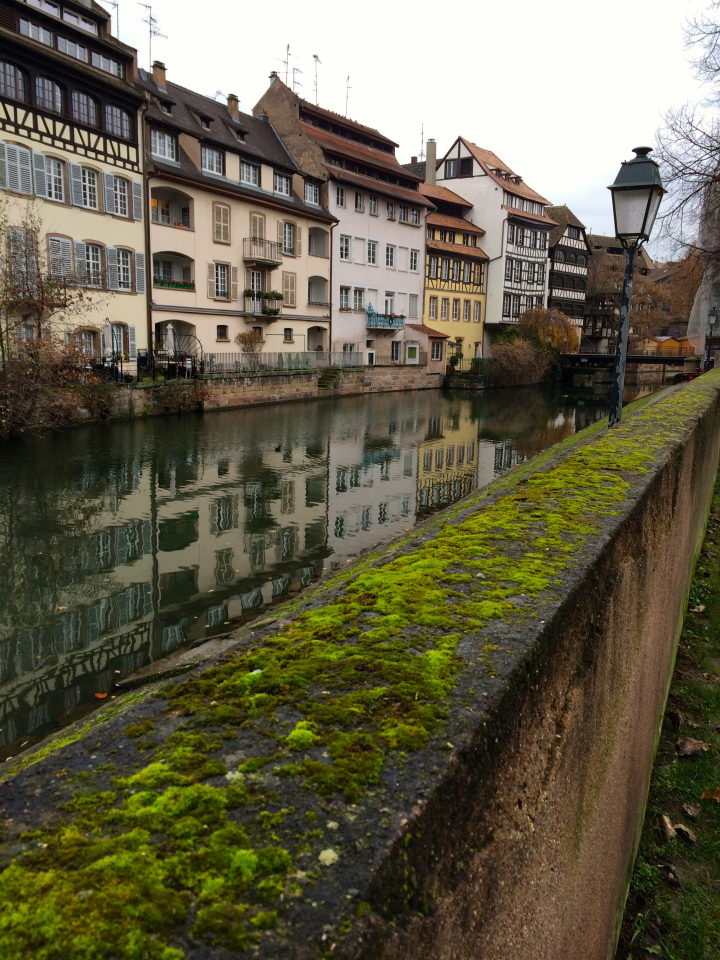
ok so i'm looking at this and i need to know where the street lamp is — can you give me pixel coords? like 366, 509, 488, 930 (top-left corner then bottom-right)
607, 147, 665, 426
706, 305, 719, 370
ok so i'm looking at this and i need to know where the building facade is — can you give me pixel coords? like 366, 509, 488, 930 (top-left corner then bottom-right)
545, 205, 591, 341
0, 0, 148, 363
585, 234, 654, 351
141, 64, 335, 357
253, 77, 432, 366
434, 138, 555, 354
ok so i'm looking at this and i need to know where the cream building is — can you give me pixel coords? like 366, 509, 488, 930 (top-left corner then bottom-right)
141, 63, 336, 358
0, 0, 148, 364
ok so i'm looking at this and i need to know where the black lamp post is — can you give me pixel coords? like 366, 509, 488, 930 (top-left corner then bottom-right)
607, 147, 665, 426
706, 305, 718, 371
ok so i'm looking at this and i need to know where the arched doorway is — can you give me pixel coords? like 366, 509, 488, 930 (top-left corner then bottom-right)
307, 325, 327, 351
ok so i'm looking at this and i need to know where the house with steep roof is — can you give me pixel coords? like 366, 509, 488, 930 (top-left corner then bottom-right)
433, 138, 556, 353
141, 63, 336, 357
254, 77, 432, 366
545, 205, 591, 337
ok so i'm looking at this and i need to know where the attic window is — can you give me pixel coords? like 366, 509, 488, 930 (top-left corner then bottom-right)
235, 131, 245, 141
200, 118, 211, 129
161, 102, 172, 113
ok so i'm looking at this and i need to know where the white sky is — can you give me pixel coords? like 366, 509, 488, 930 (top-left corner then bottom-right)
108, 0, 710, 246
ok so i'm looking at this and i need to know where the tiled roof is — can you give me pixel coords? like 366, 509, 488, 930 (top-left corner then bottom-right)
331, 168, 434, 208
403, 160, 427, 179
298, 123, 418, 180
406, 323, 449, 339
295, 91, 397, 146
427, 239, 488, 261
502, 206, 556, 226
459, 139, 550, 204
428, 212, 485, 235
589, 234, 654, 270
545, 205, 588, 247
420, 181, 472, 207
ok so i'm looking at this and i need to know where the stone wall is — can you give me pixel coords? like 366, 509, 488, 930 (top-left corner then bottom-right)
3, 376, 720, 960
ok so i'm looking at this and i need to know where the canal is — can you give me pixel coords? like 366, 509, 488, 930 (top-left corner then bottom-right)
0, 384, 641, 758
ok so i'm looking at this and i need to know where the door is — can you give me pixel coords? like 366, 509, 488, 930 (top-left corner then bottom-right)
406, 344, 419, 365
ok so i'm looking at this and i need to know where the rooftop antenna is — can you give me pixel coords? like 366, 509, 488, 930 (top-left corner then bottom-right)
420, 122, 425, 162
345, 75, 351, 117
313, 54, 321, 104
138, 3, 167, 71
276, 44, 293, 86
100, 0, 119, 39
292, 66, 303, 94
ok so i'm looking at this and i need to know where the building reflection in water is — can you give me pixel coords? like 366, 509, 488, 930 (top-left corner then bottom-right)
0, 385, 614, 755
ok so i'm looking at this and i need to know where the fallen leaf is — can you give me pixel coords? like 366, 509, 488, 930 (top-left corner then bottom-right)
673, 823, 697, 845
690, 604, 706, 613
682, 803, 701, 819
701, 786, 720, 801
658, 863, 681, 887
661, 815, 676, 840
93, 693, 108, 699
676, 737, 710, 757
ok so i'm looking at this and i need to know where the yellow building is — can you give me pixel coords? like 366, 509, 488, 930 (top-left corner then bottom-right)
419, 181, 488, 358
416, 406, 480, 511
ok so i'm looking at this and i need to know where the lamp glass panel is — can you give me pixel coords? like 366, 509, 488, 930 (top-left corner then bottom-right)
614, 188, 653, 238
644, 189, 663, 237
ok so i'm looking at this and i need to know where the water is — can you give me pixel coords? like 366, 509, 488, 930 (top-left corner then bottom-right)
0, 384, 646, 757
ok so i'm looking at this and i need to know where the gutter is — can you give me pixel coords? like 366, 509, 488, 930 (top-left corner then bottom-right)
140, 98, 153, 358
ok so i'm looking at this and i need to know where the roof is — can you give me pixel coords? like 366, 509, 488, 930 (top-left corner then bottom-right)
419, 181, 472, 207
589, 234, 654, 270
502, 205, 556, 227
427, 238, 489, 261
651, 262, 681, 283
331, 168, 434, 208
295, 90, 398, 147
545, 205, 588, 248
298, 122, 419, 181
427, 212, 485, 235
458, 139, 550, 205
406, 323, 449, 339
403, 160, 427, 179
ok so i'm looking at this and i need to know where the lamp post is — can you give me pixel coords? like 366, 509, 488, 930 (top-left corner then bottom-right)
607, 147, 665, 427
706, 305, 719, 371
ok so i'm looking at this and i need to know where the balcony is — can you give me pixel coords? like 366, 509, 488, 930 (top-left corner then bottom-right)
153, 277, 195, 291
243, 237, 282, 266
366, 307, 405, 329
244, 296, 282, 320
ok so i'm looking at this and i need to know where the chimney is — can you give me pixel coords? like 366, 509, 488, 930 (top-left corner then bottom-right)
152, 60, 167, 89
426, 139, 437, 185
259, 112, 269, 123
227, 93, 239, 120
411, 156, 417, 164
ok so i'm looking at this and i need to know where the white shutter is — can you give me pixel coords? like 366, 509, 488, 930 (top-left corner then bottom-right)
32, 152, 47, 197
295, 226, 302, 256
60, 238, 73, 277
48, 238, 64, 276
100, 330, 106, 354
277, 219, 284, 246
106, 247, 119, 290
251, 213, 264, 239
282, 272, 296, 307
69, 163, 83, 206
128, 324, 137, 359
103, 172, 116, 214
207, 262, 215, 299
132, 181, 143, 220
135, 252, 146, 293
231, 266, 238, 300
0, 142, 5, 189
75, 241, 87, 283
6, 145, 33, 194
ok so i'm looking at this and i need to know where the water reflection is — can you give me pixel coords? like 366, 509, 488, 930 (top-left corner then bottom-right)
0, 384, 635, 755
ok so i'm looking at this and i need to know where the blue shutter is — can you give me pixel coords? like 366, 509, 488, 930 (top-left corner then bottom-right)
106, 247, 119, 290
128, 324, 137, 359
69, 163, 83, 206
74, 241, 87, 283
132, 181, 143, 220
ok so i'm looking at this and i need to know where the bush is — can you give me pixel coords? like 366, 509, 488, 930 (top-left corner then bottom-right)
490, 339, 551, 386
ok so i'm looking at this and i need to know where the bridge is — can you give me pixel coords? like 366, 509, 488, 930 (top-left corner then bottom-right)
560, 351, 696, 370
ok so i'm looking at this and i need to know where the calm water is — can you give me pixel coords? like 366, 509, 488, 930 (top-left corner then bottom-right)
0, 384, 643, 757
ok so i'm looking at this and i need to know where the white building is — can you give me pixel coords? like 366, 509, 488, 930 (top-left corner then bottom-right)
434, 138, 555, 354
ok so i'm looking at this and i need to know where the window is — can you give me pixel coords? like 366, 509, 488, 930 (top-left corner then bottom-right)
431, 340, 443, 361
411, 208, 419, 225
408, 294, 418, 318
540, 233, 548, 249
410, 249, 419, 272
340, 235, 351, 261
538, 263, 545, 284
441, 259, 449, 280
441, 297, 449, 320
503, 293, 511, 317
217, 324, 228, 340
462, 300, 470, 322
152, 198, 170, 224
20, 19, 53, 45
91, 52, 122, 77
0, 63, 27, 101
336, 186, 346, 207
282, 221, 296, 255
398, 205, 408, 222
213, 203, 230, 243
440, 230, 446, 242
517, 227, 525, 247
114, 177, 129, 217
429, 257, 437, 279
239, 160, 259, 185
85, 244, 102, 287
215, 262, 228, 299
452, 261, 460, 281
530, 231, 538, 248
151, 129, 176, 160
463, 262, 471, 283
340, 286, 350, 309
81, 168, 98, 209
429, 296, 437, 319
355, 191, 364, 212
391, 341, 401, 362
568, 225, 581, 239
384, 291, 395, 314
305, 182, 320, 205
474, 301, 480, 323
514, 260, 522, 282
71, 91, 98, 126
386, 201, 395, 220
274, 172, 291, 196
452, 298, 460, 321
369, 195, 378, 216
58, 37, 88, 61
353, 288, 365, 310
117, 250, 132, 290
512, 294, 520, 316
110, 323, 125, 353
45, 157, 63, 201
154, 258, 172, 280
36, 77, 63, 113
505, 258, 513, 280
367, 240, 377, 265
507, 223, 515, 245
445, 159, 458, 178
106, 105, 131, 139
386, 244, 395, 268
48, 236, 72, 277
202, 146, 223, 175
284, 327, 293, 342
448, 231, 455, 243
526, 262, 535, 283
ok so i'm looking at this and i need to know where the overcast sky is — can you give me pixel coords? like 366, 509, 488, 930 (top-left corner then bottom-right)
109, 0, 710, 247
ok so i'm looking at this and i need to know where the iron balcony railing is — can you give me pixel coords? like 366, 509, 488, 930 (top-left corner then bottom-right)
244, 297, 282, 317
366, 309, 405, 329
242, 237, 283, 264
200, 351, 364, 374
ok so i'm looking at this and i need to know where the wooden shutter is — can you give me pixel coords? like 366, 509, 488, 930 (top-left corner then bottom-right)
207, 262, 215, 299
0, 142, 5, 189
231, 266, 238, 300
277, 219, 284, 248
295, 226, 302, 256
106, 247, 119, 290
32, 152, 47, 197
214, 203, 230, 243
282, 271, 296, 307
48, 238, 64, 276
6, 144, 32, 194
103, 172, 116, 214
75, 241, 87, 283
135, 252, 146, 293
132, 181, 143, 220
60, 238, 73, 277
250, 212, 264, 239
128, 324, 137, 359
69, 163, 83, 206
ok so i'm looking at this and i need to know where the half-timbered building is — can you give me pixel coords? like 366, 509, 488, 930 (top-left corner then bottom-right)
545, 205, 591, 340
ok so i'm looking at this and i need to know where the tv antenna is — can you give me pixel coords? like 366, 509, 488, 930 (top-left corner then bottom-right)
276, 44, 293, 86
345, 75, 351, 117
312, 54, 321, 104
138, 3, 167, 71
420, 122, 425, 161
100, 0, 119, 39
292, 66, 303, 94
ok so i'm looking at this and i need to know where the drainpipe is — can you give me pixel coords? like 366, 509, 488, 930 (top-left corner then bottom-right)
140, 98, 153, 360
329, 218, 336, 354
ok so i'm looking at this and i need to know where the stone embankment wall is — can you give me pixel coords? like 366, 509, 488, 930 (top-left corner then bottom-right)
3, 376, 720, 960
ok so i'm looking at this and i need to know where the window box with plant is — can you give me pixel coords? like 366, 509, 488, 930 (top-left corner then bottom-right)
153, 275, 195, 290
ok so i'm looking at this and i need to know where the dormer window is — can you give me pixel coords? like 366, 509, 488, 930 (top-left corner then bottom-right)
200, 118, 210, 129
274, 172, 291, 196
201, 146, 224, 175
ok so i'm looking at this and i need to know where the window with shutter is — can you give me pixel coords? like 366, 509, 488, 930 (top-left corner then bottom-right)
69, 162, 83, 205
213, 204, 230, 243
103, 171, 115, 214
135, 252, 146, 293
250, 212, 264, 239
231, 266, 238, 300
0, 143, 5, 190
282, 272, 296, 307
207, 263, 215, 299
105, 247, 119, 290
295, 226, 302, 257
132, 181, 143, 220
74, 241, 87, 283
6, 144, 33, 194
32, 151, 47, 197
128, 325, 137, 359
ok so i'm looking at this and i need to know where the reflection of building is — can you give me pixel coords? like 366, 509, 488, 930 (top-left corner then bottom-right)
416, 409, 480, 512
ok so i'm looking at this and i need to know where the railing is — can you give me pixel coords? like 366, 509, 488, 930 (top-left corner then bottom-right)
242, 237, 282, 264
200, 351, 364, 375
366, 311, 405, 329
153, 277, 195, 290
244, 297, 282, 317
